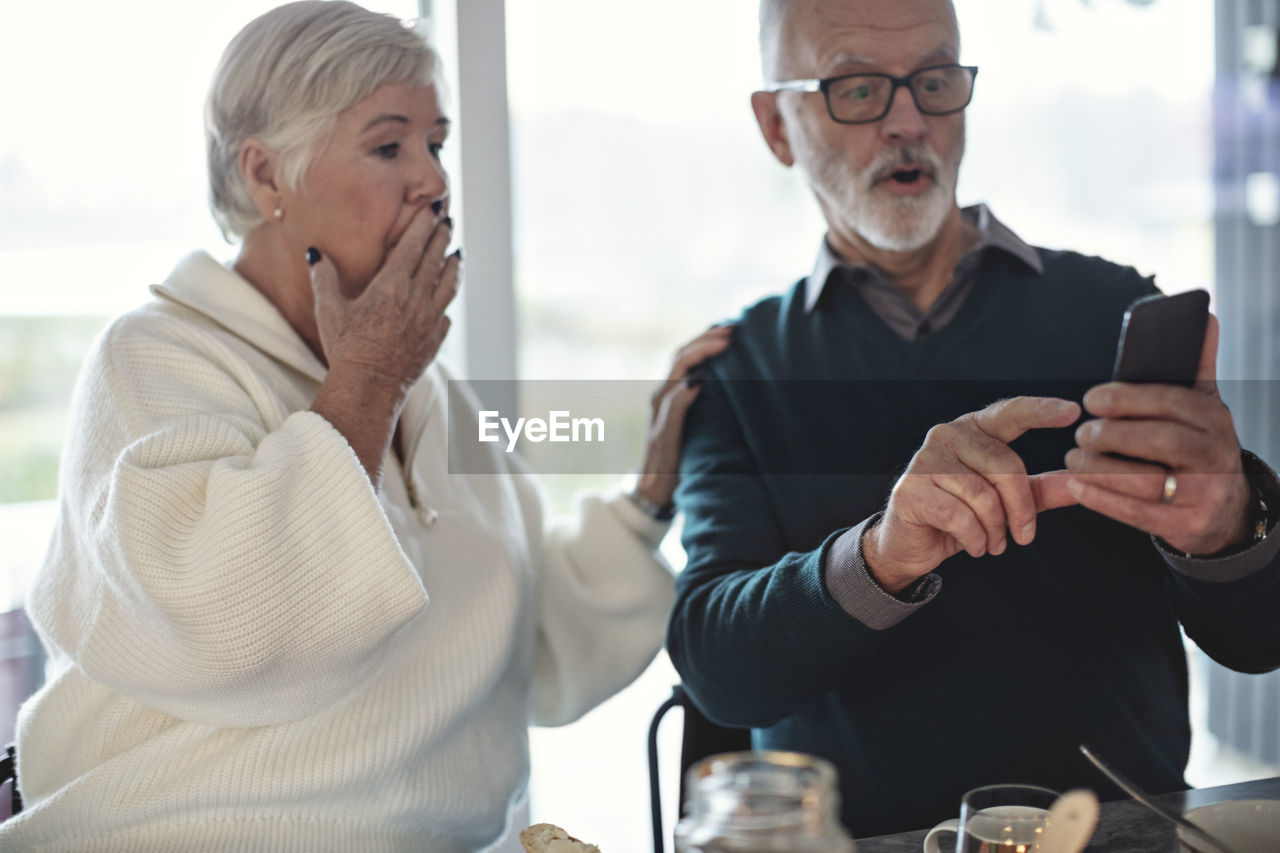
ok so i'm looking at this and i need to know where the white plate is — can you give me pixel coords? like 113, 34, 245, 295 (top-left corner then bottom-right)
1177, 799, 1280, 853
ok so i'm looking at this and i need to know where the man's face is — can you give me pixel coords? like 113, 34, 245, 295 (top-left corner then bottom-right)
771, 0, 965, 252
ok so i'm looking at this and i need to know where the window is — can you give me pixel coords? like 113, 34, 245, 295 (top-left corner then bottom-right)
502, 1, 808, 843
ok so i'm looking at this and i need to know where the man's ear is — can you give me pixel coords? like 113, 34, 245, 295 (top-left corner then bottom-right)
750, 91, 795, 167
239, 138, 283, 221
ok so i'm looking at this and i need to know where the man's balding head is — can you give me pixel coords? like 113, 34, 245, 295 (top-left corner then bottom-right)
758, 0, 959, 82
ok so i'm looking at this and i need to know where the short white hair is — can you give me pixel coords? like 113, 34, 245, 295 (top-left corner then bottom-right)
205, 0, 439, 241
759, 0, 960, 82
758, 0, 791, 82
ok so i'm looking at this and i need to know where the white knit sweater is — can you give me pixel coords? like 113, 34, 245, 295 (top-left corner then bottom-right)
1, 252, 675, 852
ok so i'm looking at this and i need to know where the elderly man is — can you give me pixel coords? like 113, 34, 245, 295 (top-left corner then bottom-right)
667, 0, 1280, 838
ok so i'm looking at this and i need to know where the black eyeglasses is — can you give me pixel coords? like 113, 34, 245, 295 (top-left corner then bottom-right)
765, 63, 979, 125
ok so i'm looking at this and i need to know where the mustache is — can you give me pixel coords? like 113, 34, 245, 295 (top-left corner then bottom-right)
867, 146, 943, 183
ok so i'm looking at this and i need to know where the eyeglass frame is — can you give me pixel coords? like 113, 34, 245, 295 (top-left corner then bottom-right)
764, 63, 979, 125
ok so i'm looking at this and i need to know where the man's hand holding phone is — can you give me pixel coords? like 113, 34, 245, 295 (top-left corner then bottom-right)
1065, 303, 1253, 555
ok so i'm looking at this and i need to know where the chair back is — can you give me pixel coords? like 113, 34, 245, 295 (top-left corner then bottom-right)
647, 684, 751, 853
1, 742, 20, 818
0, 606, 42, 822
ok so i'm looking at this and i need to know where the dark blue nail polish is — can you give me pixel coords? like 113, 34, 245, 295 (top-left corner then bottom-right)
452, 247, 463, 262
431, 199, 443, 215
442, 216, 454, 230
305, 247, 321, 266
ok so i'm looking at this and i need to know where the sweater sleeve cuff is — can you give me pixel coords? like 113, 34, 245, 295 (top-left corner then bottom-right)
823, 513, 940, 629
1156, 450, 1280, 582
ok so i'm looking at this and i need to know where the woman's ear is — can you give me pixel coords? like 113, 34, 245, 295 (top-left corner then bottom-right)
239, 138, 283, 222
750, 91, 796, 167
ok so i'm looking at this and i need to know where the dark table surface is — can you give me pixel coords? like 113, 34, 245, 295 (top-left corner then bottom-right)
855, 775, 1280, 852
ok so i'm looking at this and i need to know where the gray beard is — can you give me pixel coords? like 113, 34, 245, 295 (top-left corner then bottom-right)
851, 184, 953, 252
804, 140, 961, 253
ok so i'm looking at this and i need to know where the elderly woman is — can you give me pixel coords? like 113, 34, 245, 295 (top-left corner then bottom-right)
0, 2, 729, 850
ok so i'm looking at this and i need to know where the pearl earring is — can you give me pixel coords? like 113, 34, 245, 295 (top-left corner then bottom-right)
273, 208, 283, 221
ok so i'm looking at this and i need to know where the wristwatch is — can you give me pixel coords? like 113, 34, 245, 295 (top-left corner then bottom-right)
1161, 452, 1276, 560
1245, 484, 1271, 546
1241, 449, 1275, 547
628, 489, 676, 522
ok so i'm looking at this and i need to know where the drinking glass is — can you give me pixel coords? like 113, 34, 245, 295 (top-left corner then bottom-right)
923, 784, 1058, 853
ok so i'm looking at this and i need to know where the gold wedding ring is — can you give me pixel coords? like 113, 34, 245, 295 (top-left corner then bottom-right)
1160, 473, 1178, 504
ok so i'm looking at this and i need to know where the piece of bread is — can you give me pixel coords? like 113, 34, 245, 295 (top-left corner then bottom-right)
518, 822, 602, 853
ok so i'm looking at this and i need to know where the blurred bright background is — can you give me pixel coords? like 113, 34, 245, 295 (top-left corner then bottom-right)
3, 0, 1278, 849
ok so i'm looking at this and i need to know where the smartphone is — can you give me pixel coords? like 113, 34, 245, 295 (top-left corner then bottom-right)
1111, 289, 1210, 387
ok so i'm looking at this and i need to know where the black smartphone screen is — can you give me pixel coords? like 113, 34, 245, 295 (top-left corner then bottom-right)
1111, 289, 1210, 387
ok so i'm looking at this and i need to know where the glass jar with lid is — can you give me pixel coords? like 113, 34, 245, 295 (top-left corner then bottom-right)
673, 750, 856, 852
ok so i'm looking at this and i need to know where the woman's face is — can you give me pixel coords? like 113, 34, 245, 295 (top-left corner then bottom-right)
282, 81, 450, 296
